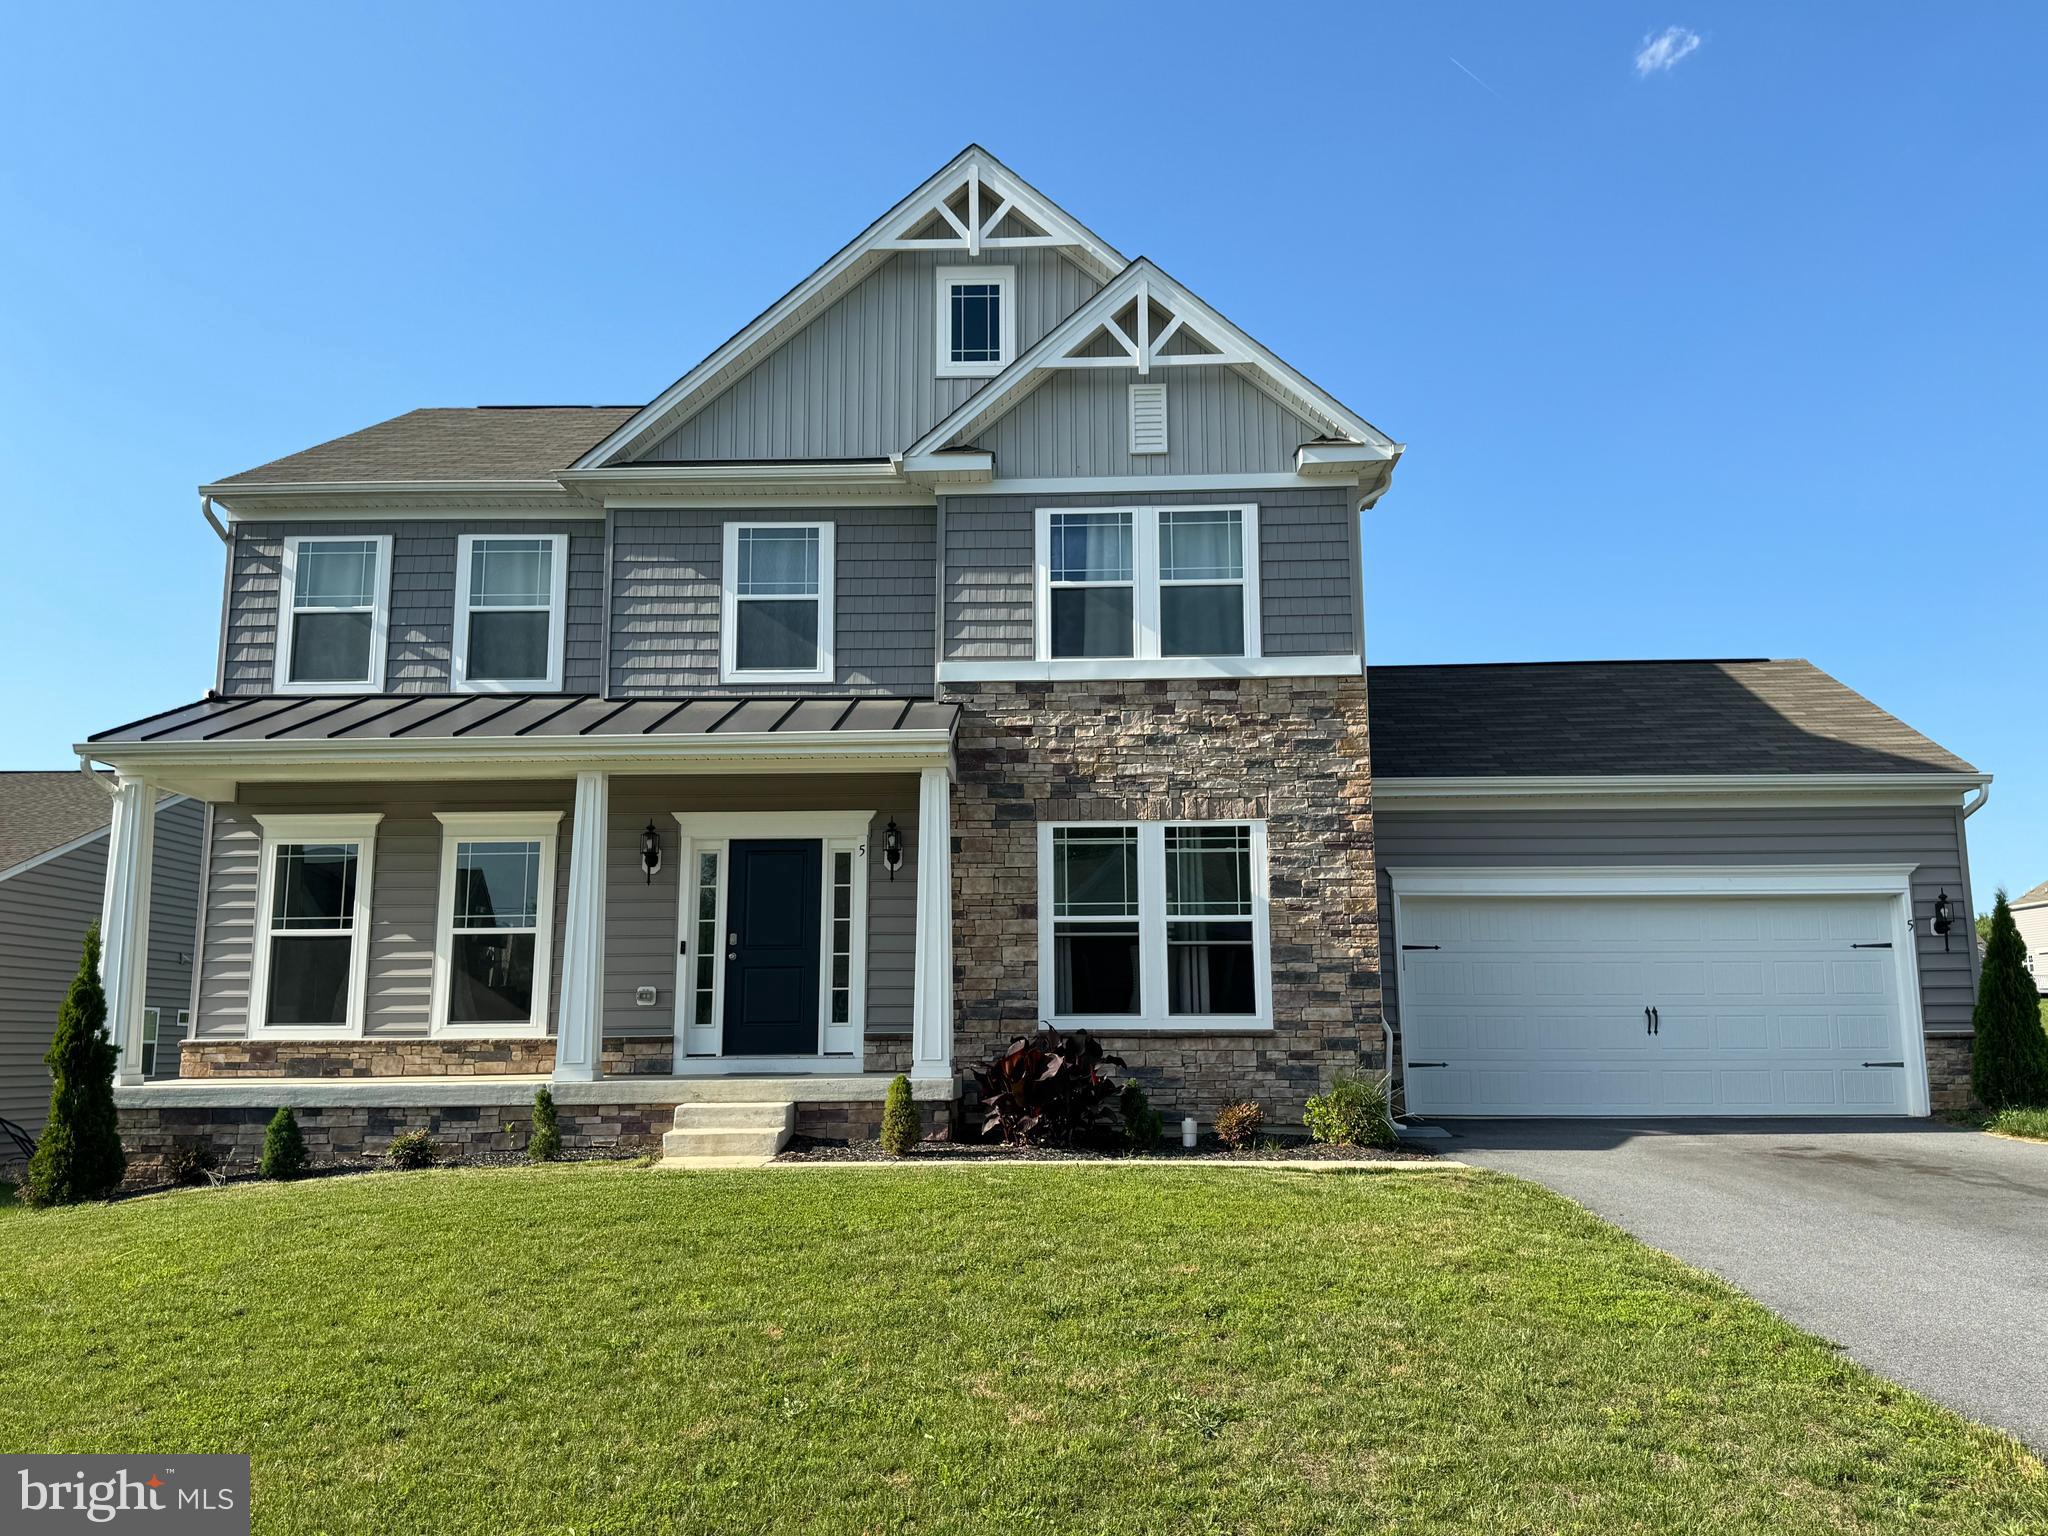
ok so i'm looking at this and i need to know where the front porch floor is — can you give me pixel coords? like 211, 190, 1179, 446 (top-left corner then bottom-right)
113, 1073, 958, 1111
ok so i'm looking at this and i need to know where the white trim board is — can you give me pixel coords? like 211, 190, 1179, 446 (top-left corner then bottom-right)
940, 655, 1360, 683
1376, 773, 1990, 813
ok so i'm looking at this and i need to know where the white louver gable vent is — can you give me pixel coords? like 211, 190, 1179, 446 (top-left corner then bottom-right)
1128, 383, 1168, 456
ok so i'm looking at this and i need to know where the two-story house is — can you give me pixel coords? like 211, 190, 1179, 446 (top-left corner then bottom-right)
82, 148, 1990, 1169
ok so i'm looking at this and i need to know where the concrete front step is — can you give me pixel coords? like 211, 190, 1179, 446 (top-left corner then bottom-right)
673, 1100, 798, 1130
656, 1100, 795, 1166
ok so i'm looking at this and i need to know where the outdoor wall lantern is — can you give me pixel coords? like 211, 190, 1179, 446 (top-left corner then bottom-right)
1932, 888, 1956, 950
641, 819, 663, 884
882, 818, 904, 880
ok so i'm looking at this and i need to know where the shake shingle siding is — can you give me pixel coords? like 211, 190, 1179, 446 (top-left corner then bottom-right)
608, 506, 936, 695
938, 488, 1360, 661
224, 520, 606, 695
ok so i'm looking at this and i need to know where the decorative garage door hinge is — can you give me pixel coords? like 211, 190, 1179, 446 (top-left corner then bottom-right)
1401, 944, 1441, 951
1850, 941, 1893, 949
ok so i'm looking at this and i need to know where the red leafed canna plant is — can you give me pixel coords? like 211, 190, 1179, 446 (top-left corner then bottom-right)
973, 1027, 1127, 1148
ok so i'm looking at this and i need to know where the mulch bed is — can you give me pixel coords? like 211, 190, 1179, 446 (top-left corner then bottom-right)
775, 1134, 1437, 1164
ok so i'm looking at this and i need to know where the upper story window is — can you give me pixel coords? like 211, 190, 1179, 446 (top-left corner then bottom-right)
454, 534, 568, 692
1037, 505, 1260, 667
720, 522, 836, 684
936, 265, 1015, 378
277, 535, 391, 692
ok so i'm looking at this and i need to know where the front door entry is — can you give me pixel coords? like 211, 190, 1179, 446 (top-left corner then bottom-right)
722, 838, 823, 1055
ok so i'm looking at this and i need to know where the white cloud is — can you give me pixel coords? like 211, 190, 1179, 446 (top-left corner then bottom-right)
1634, 25, 1702, 75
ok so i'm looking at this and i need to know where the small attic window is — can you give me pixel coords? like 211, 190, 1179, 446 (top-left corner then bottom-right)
1128, 384, 1168, 455
937, 265, 1015, 378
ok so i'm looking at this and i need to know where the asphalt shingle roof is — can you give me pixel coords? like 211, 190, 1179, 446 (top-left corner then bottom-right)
1366, 659, 1976, 779
0, 771, 117, 873
211, 406, 640, 486
2013, 880, 2048, 910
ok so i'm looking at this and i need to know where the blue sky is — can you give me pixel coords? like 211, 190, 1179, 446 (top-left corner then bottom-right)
1, 4, 2040, 910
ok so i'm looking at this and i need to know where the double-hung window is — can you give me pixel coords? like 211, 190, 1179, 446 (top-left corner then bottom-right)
454, 534, 568, 691
1040, 820, 1269, 1031
1037, 505, 1259, 667
249, 814, 381, 1035
936, 265, 1015, 377
432, 813, 559, 1036
277, 535, 392, 691
721, 522, 835, 684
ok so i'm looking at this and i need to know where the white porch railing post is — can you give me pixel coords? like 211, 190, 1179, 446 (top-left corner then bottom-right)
100, 774, 157, 1088
910, 766, 953, 1082
553, 770, 609, 1083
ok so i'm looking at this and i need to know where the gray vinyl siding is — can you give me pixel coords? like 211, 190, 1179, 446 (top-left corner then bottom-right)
938, 487, 1360, 661
1374, 805, 1980, 1044
603, 775, 921, 1039
194, 775, 921, 1044
635, 248, 1100, 461
199, 783, 575, 1040
223, 520, 606, 695
969, 365, 1323, 478
0, 798, 203, 1129
609, 506, 936, 695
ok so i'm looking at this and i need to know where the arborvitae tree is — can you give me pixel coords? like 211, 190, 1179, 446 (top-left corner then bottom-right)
23, 924, 126, 1206
1972, 891, 2048, 1110
879, 1074, 921, 1156
528, 1085, 562, 1162
260, 1107, 307, 1180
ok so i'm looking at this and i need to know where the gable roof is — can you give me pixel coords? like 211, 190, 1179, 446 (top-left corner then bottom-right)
1366, 659, 1978, 779
901, 258, 1401, 485
0, 772, 116, 874
208, 407, 638, 489
574, 146, 1126, 470
2013, 880, 2048, 911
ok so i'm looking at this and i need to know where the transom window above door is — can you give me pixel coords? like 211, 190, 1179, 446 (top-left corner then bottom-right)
454, 534, 568, 691
936, 265, 1015, 377
721, 523, 835, 684
277, 535, 391, 691
1038, 505, 1259, 668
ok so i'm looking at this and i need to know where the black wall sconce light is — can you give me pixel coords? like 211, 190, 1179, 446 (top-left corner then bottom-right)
641, 819, 663, 884
1931, 888, 1956, 951
882, 817, 904, 880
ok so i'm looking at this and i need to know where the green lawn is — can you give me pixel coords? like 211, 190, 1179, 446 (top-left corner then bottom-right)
3, 1166, 2043, 1534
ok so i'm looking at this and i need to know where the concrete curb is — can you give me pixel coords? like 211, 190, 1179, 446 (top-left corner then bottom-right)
653, 1156, 1470, 1173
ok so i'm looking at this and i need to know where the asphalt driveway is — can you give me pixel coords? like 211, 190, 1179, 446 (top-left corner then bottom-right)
1435, 1118, 2048, 1451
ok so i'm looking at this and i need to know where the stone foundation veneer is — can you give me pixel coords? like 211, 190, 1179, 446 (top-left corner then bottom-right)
944, 676, 1380, 1123
1924, 1033, 1974, 1114
178, 1036, 676, 1078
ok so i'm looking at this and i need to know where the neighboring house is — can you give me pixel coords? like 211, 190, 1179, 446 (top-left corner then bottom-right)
2012, 880, 2048, 994
74, 147, 1989, 1169
0, 772, 203, 1134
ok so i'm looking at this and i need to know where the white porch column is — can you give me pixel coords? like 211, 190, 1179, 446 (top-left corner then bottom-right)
910, 765, 953, 1082
553, 770, 609, 1083
100, 774, 158, 1088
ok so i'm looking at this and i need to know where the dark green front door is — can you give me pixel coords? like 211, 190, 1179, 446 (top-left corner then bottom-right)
722, 838, 822, 1055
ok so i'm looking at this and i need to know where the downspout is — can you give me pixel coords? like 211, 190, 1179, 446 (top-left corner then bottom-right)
1963, 781, 1990, 818
78, 755, 115, 796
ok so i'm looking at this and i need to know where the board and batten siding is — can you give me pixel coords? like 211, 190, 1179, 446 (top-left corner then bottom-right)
0, 797, 203, 1128
938, 487, 1362, 662
609, 506, 936, 696
223, 520, 607, 695
968, 364, 1325, 480
633, 248, 1099, 462
1373, 804, 1982, 1045
193, 776, 921, 1045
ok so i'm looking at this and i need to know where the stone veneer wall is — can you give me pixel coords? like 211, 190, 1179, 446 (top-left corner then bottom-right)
1924, 1034, 1974, 1114
946, 676, 1379, 1123
178, 1036, 917, 1079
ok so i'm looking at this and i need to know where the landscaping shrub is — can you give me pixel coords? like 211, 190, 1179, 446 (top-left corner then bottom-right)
1120, 1082, 1163, 1150
972, 1028, 1125, 1147
22, 924, 125, 1207
260, 1108, 306, 1180
1214, 1100, 1265, 1150
385, 1129, 437, 1169
528, 1086, 561, 1162
161, 1141, 219, 1187
1971, 891, 2048, 1111
1303, 1072, 1396, 1148
879, 1074, 921, 1156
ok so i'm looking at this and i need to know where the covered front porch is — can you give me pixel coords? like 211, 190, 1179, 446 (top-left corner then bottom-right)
80, 693, 963, 1132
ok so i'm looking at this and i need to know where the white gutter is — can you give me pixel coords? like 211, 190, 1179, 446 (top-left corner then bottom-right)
199, 495, 229, 542
1376, 772, 1991, 799
1964, 782, 1990, 818
77, 756, 115, 796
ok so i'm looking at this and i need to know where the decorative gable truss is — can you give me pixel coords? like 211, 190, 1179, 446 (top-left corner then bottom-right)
878, 155, 1106, 260
900, 259, 1406, 504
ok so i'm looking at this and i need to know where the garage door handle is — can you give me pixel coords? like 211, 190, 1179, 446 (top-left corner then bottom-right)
1652, 1006, 1660, 1035
1645, 1006, 1654, 1036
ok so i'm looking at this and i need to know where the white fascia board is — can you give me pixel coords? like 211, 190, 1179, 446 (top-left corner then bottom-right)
899, 450, 995, 482
206, 485, 596, 522
1375, 772, 1991, 812
557, 462, 927, 503
959, 471, 1361, 497
1387, 864, 1920, 898
573, 147, 1127, 471
1298, 441, 1402, 473
939, 655, 1361, 683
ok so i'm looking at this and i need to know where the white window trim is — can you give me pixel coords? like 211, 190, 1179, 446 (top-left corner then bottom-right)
1034, 504, 1261, 671
670, 810, 873, 1062
247, 813, 383, 1038
451, 533, 569, 693
274, 534, 393, 695
1037, 819, 1272, 1034
718, 522, 836, 685
429, 811, 563, 1039
935, 264, 1016, 378
140, 1007, 160, 1075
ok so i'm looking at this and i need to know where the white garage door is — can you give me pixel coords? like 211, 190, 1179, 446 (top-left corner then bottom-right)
1397, 894, 1916, 1117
